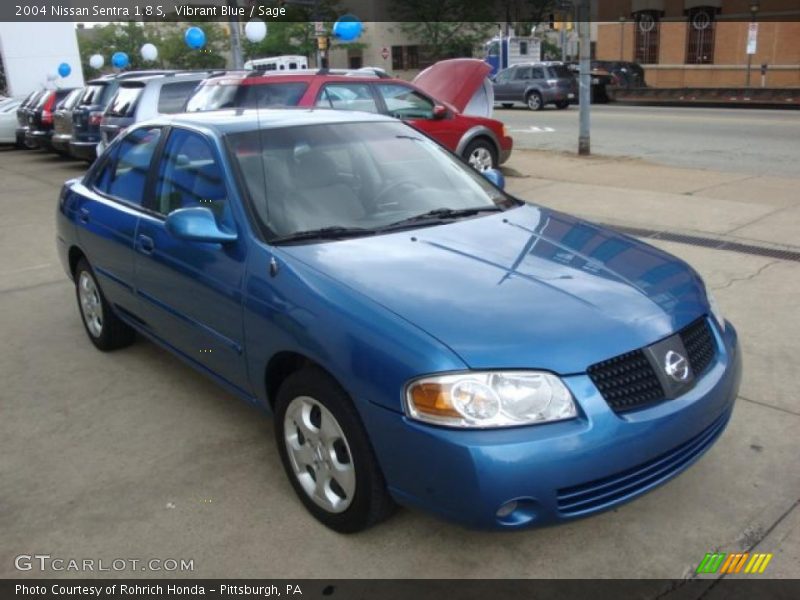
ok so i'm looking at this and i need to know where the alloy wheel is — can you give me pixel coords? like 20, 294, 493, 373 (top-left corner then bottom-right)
78, 271, 104, 338
468, 146, 494, 172
283, 395, 356, 514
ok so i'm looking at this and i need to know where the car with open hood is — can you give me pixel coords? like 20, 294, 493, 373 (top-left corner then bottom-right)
184, 59, 512, 172
56, 109, 740, 532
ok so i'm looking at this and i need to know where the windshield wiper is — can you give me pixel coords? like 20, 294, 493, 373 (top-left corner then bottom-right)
377, 206, 502, 232
270, 226, 375, 245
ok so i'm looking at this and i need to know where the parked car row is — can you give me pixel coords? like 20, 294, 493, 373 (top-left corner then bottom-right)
4, 59, 513, 172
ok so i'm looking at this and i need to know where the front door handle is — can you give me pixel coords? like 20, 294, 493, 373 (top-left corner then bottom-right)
137, 234, 154, 255
78, 208, 90, 223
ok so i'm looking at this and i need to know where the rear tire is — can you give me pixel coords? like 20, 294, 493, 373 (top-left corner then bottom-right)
274, 366, 395, 533
74, 258, 135, 351
526, 92, 544, 111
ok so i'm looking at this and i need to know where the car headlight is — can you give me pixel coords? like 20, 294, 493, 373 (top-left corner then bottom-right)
405, 371, 577, 428
706, 289, 726, 331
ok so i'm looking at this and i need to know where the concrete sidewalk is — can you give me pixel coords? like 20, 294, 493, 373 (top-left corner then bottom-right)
503, 149, 800, 250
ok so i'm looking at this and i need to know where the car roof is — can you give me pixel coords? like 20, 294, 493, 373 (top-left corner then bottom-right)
152, 107, 396, 135
120, 72, 223, 86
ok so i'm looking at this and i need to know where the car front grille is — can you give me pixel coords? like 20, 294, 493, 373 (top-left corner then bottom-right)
588, 316, 716, 413
587, 349, 665, 412
680, 317, 715, 377
556, 408, 729, 515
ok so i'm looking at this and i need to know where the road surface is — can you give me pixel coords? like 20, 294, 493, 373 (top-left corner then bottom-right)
497, 104, 800, 178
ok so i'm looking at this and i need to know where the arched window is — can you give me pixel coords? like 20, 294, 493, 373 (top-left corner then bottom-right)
634, 10, 662, 64
686, 6, 718, 64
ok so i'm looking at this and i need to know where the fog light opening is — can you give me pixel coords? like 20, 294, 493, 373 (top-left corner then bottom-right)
495, 498, 539, 527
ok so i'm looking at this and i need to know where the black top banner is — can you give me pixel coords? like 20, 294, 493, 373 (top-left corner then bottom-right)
2, 0, 800, 22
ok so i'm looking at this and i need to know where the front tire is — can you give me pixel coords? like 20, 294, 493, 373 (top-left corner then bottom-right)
463, 138, 498, 173
275, 367, 395, 533
74, 258, 135, 351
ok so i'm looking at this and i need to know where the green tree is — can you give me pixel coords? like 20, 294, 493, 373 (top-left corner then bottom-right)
78, 23, 155, 75
390, 1, 496, 61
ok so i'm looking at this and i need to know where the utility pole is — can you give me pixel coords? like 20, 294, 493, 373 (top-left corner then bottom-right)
228, 0, 243, 69
577, 0, 591, 155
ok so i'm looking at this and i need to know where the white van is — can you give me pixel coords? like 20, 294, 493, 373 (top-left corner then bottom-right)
244, 55, 309, 72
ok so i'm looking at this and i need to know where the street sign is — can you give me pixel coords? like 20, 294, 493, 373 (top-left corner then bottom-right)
314, 21, 324, 35
747, 22, 758, 55
381, 47, 390, 60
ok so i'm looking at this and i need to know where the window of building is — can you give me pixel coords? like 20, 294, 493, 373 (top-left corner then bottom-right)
686, 6, 717, 64
519, 41, 529, 56
634, 10, 661, 64
391, 45, 434, 70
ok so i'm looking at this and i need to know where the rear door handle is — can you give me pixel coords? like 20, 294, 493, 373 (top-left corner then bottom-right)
78, 208, 90, 223
137, 234, 154, 255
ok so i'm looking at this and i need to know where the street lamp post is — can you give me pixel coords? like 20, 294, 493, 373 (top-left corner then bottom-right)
745, 0, 760, 87
619, 16, 626, 60
578, 0, 591, 155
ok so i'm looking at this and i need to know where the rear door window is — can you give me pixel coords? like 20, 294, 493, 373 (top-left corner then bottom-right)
95, 127, 162, 206
157, 81, 201, 113
315, 83, 379, 113
531, 67, 546, 79
514, 67, 532, 80
106, 85, 143, 117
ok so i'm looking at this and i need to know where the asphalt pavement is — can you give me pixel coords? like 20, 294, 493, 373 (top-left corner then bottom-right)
497, 104, 800, 178
0, 138, 798, 587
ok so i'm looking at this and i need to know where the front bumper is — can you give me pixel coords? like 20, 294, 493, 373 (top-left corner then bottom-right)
367, 319, 741, 529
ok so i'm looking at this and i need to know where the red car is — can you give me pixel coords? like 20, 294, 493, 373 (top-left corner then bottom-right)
185, 59, 513, 172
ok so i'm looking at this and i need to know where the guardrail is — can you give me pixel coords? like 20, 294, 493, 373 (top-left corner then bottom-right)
610, 87, 800, 108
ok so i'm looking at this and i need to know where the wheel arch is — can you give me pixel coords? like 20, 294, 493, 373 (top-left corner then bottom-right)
265, 351, 345, 411
455, 125, 500, 158
68, 245, 87, 279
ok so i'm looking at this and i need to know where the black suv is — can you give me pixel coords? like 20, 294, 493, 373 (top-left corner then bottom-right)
69, 71, 171, 162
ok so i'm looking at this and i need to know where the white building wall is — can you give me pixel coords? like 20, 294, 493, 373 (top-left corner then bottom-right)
0, 22, 84, 97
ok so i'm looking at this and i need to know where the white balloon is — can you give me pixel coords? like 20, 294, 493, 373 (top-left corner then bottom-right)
89, 54, 104, 69
244, 19, 267, 43
141, 43, 158, 62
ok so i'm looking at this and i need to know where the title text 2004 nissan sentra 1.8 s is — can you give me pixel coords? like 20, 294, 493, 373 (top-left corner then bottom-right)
56, 109, 741, 532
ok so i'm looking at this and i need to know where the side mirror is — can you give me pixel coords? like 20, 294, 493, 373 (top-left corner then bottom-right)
432, 105, 448, 120
165, 207, 237, 244
482, 168, 505, 190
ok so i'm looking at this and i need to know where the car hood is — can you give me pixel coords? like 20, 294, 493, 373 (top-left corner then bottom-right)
280, 205, 708, 374
413, 58, 494, 117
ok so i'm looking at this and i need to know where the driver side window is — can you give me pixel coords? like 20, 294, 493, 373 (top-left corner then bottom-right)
151, 128, 232, 228
375, 84, 434, 120
495, 68, 513, 84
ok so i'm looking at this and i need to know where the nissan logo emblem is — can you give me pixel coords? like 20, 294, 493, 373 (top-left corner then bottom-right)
664, 350, 690, 382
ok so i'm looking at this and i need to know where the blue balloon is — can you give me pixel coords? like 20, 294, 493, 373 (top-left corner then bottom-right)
58, 62, 71, 78
185, 27, 206, 50
332, 15, 362, 42
111, 52, 129, 69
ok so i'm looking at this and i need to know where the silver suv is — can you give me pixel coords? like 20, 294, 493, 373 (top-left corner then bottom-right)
99, 72, 218, 151
492, 62, 577, 111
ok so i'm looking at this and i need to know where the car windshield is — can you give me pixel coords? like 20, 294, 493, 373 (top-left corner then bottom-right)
227, 121, 517, 243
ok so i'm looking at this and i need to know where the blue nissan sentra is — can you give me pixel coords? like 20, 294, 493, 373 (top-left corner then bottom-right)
56, 109, 741, 532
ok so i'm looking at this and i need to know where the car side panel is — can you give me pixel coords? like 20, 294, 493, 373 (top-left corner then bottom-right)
70, 182, 142, 315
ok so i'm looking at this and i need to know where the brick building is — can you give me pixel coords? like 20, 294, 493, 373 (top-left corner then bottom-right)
596, 0, 800, 87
